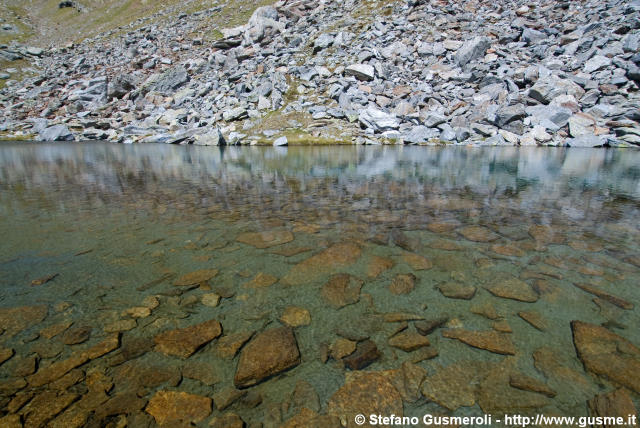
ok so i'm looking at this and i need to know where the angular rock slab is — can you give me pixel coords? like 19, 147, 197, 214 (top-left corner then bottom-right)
485, 276, 539, 302
146, 390, 211, 426
442, 329, 516, 355
588, 388, 637, 423
282, 243, 362, 285
328, 371, 403, 427
421, 361, 496, 411
173, 269, 219, 286
0, 305, 48, 337
234, 326, 300, 388
154, 319, 222, 358
236, 230, 294, 248
572, 321, 640, 394
458, 225, 499, 242
477, 363, 551, 414
321, 274, 364, 308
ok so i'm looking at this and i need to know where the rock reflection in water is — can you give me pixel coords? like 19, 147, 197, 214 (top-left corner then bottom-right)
0, 143, 639, 427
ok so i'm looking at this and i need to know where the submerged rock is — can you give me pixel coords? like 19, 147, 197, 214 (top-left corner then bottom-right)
388, 331, 430, 351
173, 268, 218, 286
145, 390, 211, 426
0, 305, 48, 337
438, 281, 476, 300
234, 326, 300, 388
343, 340, 380, 370
421, 361, 496, 411
321, 273, 364, 308
282, 243, 361, 285
328, 371, 403, 427
279, 306, 311, 327
236, 230, 294, 248
442, 329, 516, 355
458, 225, 499, 242
485, 276, 539, 302
389, 273, 416, 295
572, 321, 640, 394
154, 319, 222, 358
588, 388, 638, 423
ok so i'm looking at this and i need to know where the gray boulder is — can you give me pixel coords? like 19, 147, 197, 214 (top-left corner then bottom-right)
455, 37, 490, 67
147, 66, 189, 94
243, 6, 284, 45
345, 64, 375, 81
521, 28, 546, 45
583, 55, 611, 73
402, 126, 440, 143
358, 107, 399, 132
565, 134, 606, 147
108, 74, 136, 99
273, 136, 288, 146
39, 125, 73, 142
526, 105, 572, 130
193, 128, 226, 146
528, 76, 584, 104
313, 33, 334, 53
494, 104, 526, 128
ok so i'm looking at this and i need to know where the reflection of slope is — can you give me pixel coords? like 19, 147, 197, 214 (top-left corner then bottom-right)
1, 144, 640, 202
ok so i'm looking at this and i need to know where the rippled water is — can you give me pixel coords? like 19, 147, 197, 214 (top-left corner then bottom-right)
0, 143, 639, 427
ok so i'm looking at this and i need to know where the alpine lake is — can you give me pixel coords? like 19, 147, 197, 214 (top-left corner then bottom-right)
1, 143, 639, 427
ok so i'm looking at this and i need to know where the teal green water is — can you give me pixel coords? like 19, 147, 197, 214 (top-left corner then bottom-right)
0, 143, 639, 427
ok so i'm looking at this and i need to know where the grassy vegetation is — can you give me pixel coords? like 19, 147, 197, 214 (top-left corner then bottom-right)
0, 0, 279, 47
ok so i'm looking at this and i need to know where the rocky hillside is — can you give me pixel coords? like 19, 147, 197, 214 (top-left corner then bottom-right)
0, 0, 639, 147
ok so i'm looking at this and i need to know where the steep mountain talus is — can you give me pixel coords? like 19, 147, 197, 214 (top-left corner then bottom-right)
1, 0, 639, 146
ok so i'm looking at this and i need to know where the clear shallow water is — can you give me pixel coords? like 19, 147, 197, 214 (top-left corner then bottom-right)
0, 143, 639, 427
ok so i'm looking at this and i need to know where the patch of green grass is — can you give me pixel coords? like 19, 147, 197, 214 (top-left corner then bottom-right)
254, 128, 352, 145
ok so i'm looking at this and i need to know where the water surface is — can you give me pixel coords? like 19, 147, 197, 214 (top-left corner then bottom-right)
1, 143, 639, 427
